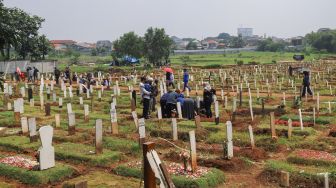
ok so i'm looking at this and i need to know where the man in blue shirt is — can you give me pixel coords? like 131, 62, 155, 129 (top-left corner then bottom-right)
183, 69, 191, 92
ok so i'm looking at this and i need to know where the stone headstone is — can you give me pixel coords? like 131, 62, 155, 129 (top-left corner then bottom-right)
287, 119, 292, 138
176, 102, 182, 119
138, 118, 146, 144
68, 113, 76, 135
298, 109, 303, 130
226, 121, 233, 159
84, 104, 89, 122
95, 119, 103, 154
28, 118, 38, 142
79, 97, 83, 105
248, 125, 255, 149
157, 106, 162, 120
45, 103, 51, 116
270, 112, 277, 139
171, 118, 178, 141
189, 130, 197, 172
132, 111, 138, 128
58, 97, 63, 108
38, 125, 55, 170
21, 117, 29, 135
110, 108, 118, 134
280, 171, 290, 187
214, 101, 219, 124
55, 114, 60, 128
67, 103, 72, 114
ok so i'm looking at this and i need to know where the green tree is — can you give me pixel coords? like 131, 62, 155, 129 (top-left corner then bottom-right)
186, 41, 198, 50
143, 27, 172, 66
257, 38, 285, 52
305, 30, 336, 53
0, 2, 44, 60
229, 35, 244, 48
113, 32, 143, 58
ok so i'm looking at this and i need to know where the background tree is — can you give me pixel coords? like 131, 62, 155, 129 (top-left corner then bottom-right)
305, 30, 336, 53
143, 27, 172, 66
0, 1, 45, 60
257, 38, 286, 52
186, 41, 198, 50
229, 35, 245, 48
113, 32, 143, 58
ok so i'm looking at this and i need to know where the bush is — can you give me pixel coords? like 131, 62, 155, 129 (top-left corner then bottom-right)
236, 60, 244, 66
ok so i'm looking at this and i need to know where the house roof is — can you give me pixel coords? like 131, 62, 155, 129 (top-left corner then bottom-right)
50, 40, 76, 45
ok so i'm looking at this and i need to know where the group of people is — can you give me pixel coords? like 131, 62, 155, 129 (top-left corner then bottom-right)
140, 76, 159, 119
12, 66, 39, 82
139, 68, 217, 120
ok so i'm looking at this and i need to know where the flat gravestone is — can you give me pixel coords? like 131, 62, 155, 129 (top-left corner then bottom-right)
38, 125, 55, 170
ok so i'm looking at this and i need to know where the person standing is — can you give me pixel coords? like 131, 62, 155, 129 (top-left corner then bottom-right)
203, 83, 213, 118
302, 71, 313, 97
182, 69, 190, 92
140, 77, 151, 119
151, 79, 159, 112
33, 67, 39, 82
54, 67, 61, 85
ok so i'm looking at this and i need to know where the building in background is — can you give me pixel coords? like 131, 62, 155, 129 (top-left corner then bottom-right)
237, 28, 253, 38
50, 40, 76, 51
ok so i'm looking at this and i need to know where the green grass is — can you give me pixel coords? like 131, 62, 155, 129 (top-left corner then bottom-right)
55, 142, 122, 167
103, 137, 140, 155
265, 160, 336, 187
0, 136, 40, 152
0, 162, 75, 185
114, 164, 225, 188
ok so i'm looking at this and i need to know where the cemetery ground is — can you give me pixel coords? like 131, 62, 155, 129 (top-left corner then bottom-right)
1, 57, 336, 187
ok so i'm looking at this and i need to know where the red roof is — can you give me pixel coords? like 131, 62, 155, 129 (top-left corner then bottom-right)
50, 40, 76, 45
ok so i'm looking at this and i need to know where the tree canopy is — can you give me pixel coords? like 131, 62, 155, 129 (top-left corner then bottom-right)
143, 27, 173, 66
305, 30, 336, 53
0, 0, 49, 60
113, 32, 143, 59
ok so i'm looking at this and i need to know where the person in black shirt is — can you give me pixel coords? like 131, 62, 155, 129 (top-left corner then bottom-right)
203, 83, 215, 118
302, 71, 312, 97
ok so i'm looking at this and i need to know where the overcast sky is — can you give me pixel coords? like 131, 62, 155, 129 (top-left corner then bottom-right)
3, 0, 336, 42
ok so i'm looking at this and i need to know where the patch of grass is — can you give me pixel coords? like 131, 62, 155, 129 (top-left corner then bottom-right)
103, 137, 140, 155
55, 142, 121, 167
265, 160, 336, 187
113, 164, 225, 188
0, 163, 75, 185
287, 155, 336, 167
0, 136, 40, 152
280, 115, 330, 125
